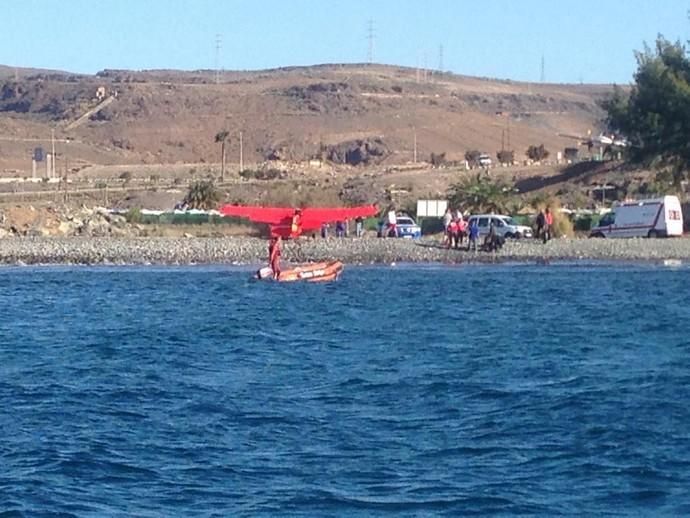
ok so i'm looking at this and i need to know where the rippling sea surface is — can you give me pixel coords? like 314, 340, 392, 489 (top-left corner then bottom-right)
2, 263, 690, 516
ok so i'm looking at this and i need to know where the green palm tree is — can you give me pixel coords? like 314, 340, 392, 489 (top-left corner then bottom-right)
184, 180, 221, 210
448, 173, 514, 214
215, 130, 229, 182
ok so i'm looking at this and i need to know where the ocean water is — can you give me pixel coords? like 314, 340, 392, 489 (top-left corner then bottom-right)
1, 263, 690, 516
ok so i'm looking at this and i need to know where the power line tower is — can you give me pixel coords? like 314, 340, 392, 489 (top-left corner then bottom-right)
215, 34, 222, 84
366, 19, 375, 63
540, 54, 545, 83
438, 44, 444, 72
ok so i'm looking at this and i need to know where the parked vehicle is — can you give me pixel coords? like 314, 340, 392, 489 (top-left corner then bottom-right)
589, 195, 683, 238
378, 213, 422, 238
478, 154, 492, 167
466, 214, 533, 239
396, 214, 422, 239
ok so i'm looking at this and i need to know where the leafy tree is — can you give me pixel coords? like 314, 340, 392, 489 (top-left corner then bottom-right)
496, 150, 514, 165
184, 180, 221, 210
215, 130, 229, 182
447, 173, 514, 214
526, 144, 549, 161
464, 150, 482, 168
430, 152, 447, 167
601, 37, 690, 188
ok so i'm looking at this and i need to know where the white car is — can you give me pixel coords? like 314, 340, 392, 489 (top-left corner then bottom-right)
478, 154, 492, 167
467, 214, 533, 239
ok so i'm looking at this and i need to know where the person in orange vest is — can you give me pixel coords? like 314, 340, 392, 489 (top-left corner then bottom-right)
290, 209, 302, 239
268, 235, 282, 279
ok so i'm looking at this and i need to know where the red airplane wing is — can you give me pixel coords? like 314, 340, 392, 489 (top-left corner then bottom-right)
218, 204, 379, 236
299, 206, 378, 231
218, 205, 294, 225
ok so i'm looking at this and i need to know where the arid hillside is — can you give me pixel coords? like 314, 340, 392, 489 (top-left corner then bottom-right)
0, 64, 614, 175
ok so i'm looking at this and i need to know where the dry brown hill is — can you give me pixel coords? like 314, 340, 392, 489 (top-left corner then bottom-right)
0, 63, 614, 175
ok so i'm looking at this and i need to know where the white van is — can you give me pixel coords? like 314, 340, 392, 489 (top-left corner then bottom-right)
589, 195, 683, 238
467, 214, 534, 239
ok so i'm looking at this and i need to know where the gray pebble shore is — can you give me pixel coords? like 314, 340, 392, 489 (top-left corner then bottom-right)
1, 236, 689, 266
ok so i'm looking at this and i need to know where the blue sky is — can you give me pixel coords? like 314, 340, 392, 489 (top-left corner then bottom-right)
1, 0, 688, 84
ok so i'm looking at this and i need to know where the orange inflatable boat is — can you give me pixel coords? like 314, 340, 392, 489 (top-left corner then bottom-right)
256, 261, 344, 282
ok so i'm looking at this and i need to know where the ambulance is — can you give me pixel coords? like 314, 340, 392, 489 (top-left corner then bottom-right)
589, 196, 683, 238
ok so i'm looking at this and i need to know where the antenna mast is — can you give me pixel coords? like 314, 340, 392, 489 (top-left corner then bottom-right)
366, 19, 375, 63
215, 34, 222, 84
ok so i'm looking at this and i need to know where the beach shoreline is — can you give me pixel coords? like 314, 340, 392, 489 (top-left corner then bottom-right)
1, 236, 689, 266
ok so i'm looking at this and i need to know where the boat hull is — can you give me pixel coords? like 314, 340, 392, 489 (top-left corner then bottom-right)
257, 261, 344, 282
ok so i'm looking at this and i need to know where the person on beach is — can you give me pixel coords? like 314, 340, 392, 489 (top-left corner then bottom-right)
355, 216, 364, 237
442, 208, 452, 244
335, 221, 345, 238
457, 216, 467, 246
268, 235, 282, 279
543, 208, 553, 243
484, 220, 505, 252
386, 209, 398, 237
447, 218, 459, 249
535, 210, 545, 241
290, 209, 302, 239
468, 218, 479, 252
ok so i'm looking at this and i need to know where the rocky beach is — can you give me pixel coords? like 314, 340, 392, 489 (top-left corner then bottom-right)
1, 235, 689, 266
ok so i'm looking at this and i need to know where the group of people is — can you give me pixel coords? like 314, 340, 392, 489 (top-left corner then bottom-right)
320, 217, 365, 239
442, 208, 483, 251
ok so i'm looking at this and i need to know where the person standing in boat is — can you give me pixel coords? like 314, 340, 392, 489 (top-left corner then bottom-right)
269, 235, 282, 279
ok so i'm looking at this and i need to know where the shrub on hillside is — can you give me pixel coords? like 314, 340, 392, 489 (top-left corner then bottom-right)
464, 150, 482, 168
125, 207, 142, 223
496, 150, 514, 165
183, 180, 221, 210
430, 152, 447, 167
526, 144, 550, 161
239, 168, 283, 180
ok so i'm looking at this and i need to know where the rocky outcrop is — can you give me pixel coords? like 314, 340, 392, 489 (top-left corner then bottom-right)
0, 206, 139, 238
327, 138, 390, 166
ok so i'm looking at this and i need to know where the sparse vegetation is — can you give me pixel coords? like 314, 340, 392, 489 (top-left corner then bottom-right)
238, 168, 283, 180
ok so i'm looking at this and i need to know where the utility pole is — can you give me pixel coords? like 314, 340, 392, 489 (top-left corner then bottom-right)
366, 19, 375, 63
438, 44, 444, 73
215, 34, 222, 84
416, 53, 420, 83
51, 128, 56, 178
239, 130, 244, 171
